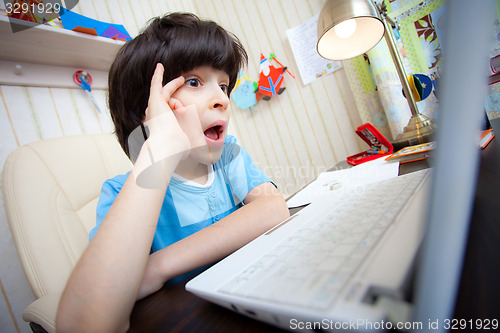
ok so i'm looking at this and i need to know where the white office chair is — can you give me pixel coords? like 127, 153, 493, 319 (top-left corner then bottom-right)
2, 133, 132, 332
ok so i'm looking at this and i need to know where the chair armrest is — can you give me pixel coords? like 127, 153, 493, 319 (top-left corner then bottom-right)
22, 292, 61, 333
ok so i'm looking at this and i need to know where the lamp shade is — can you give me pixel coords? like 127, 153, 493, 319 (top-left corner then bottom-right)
317, 0, 385, 60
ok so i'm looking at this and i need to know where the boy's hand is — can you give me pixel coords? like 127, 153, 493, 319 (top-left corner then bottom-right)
144, 63, 191, 161
132, 64, 193, 188
147, 63, 209, 162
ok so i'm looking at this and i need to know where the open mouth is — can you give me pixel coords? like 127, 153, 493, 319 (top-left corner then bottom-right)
204, 124, 224, 141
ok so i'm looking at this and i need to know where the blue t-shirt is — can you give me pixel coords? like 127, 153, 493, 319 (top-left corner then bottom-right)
90, 135, 271, 256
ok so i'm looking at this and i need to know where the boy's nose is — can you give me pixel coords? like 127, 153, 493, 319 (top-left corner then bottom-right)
210, 86, 230, 111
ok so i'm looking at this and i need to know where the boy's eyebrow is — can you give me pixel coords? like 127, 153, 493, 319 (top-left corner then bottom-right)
182, 68, 230, 81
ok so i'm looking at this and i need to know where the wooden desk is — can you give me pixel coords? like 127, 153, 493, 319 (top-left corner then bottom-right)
128, 139, 497, 332
454, 137, 500, 320
128, 277, 288, 333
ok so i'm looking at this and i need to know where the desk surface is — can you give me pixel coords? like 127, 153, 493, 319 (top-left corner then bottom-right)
454, 137, 500, 320
128, 277, 287, 333
128, 139, 498, 332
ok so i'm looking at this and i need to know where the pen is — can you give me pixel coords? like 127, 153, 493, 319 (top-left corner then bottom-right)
367, 150, 387, 155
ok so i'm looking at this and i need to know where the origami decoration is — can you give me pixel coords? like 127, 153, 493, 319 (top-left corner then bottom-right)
59, 7, 131, 41
231, 73, 258, 110
7, 0, 59, 23
6, 0, 79, 32
231, 54, 294, 111
407, 74, 433, 102
257, 53, 294, 101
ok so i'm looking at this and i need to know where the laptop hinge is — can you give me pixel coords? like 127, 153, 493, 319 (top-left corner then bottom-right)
374, 296, 414, 331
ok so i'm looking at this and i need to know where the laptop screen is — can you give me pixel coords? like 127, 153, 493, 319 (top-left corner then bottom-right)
411, 0, 496, 331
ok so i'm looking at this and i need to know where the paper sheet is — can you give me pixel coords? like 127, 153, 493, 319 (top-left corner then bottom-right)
286, 13, 342, 86
286, 158, 400, 208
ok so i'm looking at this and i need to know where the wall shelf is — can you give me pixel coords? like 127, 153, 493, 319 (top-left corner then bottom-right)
0, 14, 124, 70
0, 15, 125, 88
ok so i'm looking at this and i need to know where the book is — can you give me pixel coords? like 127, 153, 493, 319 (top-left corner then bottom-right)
479, 129, 495, 149
386, 130, 494, 164
385, 142, 436, 164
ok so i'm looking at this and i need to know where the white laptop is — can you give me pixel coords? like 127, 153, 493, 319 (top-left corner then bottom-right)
187, 169, 430, 331
186, 1, 494, 332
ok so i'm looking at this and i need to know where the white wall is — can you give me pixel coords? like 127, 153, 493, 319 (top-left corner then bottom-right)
0, 1, 366, 331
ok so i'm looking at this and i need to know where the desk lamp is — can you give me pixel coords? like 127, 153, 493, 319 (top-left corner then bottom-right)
317, 0, 435, 148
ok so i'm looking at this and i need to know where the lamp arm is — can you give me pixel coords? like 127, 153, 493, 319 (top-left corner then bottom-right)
378, 6, 420, 117
384, 11, 397, 29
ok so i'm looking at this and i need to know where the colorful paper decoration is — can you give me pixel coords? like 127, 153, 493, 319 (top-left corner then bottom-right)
257, 53, 294, 101
7, 0, 63, 24
231, 73, 258, 110
407, 74, 433, 101
59, 7, 131, 41
231, 53, 294, 110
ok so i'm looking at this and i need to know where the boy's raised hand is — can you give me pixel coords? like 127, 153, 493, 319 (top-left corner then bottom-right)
131, 64, 191, 188
144, 63, 191, 162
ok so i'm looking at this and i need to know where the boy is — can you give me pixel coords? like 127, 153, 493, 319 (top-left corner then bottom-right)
56, 12, 289, 332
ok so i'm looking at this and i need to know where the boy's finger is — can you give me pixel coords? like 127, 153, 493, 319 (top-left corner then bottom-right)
162, 76, 185, 99
168, 98, 184, 111
150, 63, 164, 95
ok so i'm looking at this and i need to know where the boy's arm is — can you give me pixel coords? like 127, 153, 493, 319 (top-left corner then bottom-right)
138, 181, 290, 298
56, 64, 188, 333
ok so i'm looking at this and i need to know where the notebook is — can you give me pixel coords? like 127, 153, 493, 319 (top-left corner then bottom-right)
186, 1, 494, 331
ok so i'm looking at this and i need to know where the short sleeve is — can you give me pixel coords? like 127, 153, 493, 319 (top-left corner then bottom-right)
216, 136, 274, 203
89, 174, 128, 241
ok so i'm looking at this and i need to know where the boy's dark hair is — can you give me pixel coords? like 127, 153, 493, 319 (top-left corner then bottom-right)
108, 12, 248, 157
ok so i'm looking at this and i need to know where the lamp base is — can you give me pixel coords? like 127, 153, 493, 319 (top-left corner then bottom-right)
391, 114, 436, 151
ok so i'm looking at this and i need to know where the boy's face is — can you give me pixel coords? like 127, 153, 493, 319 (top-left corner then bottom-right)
171, 66, 231, 165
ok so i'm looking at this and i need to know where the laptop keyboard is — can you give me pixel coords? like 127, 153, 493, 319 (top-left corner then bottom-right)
218, 169, 429, 310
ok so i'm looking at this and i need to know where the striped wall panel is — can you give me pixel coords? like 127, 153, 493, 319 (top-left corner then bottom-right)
0, 1, 366, 331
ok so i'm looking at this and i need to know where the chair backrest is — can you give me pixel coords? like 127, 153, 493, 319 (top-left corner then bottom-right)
2, 134, 132, 298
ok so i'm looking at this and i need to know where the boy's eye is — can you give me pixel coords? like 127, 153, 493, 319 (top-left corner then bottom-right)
220, 84, 228, 94
185, 78, 201, 88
